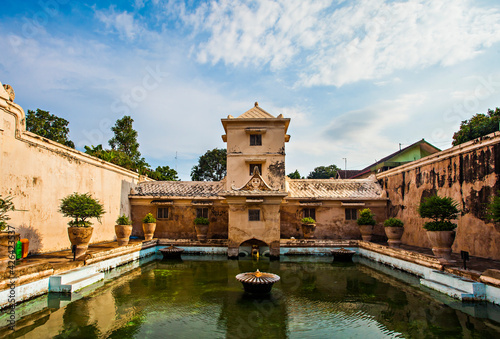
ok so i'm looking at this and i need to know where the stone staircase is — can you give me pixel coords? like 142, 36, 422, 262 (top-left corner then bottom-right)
421, 270, 486, 301
49, 266, 104, 293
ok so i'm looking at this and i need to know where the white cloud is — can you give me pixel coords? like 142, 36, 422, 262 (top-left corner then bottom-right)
183, 0, 500, 87
95, 8, 146, 41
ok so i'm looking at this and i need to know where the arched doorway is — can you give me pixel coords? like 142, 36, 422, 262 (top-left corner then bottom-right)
239, 238, 269, 258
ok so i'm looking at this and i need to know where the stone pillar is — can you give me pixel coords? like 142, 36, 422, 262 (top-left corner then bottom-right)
269, 240, 280, 260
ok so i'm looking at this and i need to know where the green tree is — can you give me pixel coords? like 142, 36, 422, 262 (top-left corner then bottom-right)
109, 116, 141, 162
26, 108, 75, 148
307, 164, 340, 179
452, 107, 500, 146
191, 148, 227, 181
287, 170, 302, 179
488, 191, 500, 223
148, 165, 179, 181
418, 195, 460, 231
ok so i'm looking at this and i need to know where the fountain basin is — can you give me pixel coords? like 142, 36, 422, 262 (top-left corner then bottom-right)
235, 269, 280, 294
159, 245, 184, 259
331, 248, 356, 262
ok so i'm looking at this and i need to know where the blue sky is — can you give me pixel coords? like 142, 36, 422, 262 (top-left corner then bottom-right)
2, 0, 500, 180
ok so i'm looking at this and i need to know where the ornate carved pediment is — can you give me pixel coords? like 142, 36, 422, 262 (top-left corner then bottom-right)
231, 167, 278, 191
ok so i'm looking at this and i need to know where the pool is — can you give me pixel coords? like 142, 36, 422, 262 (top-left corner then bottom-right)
2, 254, 500, 338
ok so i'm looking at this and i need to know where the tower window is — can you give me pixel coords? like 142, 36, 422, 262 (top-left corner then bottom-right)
249, 209, 260, 221
249, 164, 262, 176
250, 134, 262, 146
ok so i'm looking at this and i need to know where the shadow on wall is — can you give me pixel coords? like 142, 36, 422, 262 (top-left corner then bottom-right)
17, 224, 43, 254
120, 179, 134, 216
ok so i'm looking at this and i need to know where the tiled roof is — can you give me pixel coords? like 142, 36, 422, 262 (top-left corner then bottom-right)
286, 178, 384, 200
132, 181, 224, 198
237, 104, 275, 119
336, 170, 363, 179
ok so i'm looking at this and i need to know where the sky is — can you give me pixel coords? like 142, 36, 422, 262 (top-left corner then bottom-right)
1, 0, 500, 180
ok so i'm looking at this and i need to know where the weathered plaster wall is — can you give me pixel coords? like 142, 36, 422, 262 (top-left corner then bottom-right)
0, 85, 140, 253
280, 201, 387, 240
378, 132, 500, 260
130, 199, 228, 239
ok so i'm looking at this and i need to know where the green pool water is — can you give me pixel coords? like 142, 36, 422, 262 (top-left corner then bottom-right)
3, 254, 500, 338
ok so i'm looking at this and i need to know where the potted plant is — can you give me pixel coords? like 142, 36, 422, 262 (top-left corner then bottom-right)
418, 195, 460, 262
59, 192, 105, 260
357, 208, 376, 242
115, 214, 133, 246
194, 217, 209, 242
487, 191, 500, 222
301, 217, 316, 239
142, 213, 157, 241
1, 195, 20, 261
384, 218, 404, 248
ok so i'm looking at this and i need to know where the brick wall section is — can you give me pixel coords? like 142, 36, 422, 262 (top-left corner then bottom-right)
377, 132, 500, 260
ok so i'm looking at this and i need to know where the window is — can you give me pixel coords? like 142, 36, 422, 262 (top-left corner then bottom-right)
196, 207, 209, 218
250, 134, 262, 146
249, 164, 262, 175
303, 208, 316, 220
345, 208, 357, 220
157, 207, 169, 219
249, 209, 260, 221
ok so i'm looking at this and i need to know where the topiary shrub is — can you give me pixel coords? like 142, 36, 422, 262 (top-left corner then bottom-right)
116, 214, 132, 225
301, 217, 316, 224
142, 213, 156, 223
488, 191, 500, 223
357, 208, 376, 226
59, 192, 105, 227
383, 218, 404, 228
194, 217, 209, 225
418, 195, 460, 231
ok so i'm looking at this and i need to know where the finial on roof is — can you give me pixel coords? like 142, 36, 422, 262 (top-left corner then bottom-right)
255, 102, 259, 107
228, 115, 234, 119
277, 114, 283, 118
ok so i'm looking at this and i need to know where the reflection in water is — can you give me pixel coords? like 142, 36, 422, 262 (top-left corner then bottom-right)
3, 255, 500, 338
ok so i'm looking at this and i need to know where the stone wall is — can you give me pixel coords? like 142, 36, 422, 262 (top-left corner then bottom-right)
280, 201, 387, 240
377, 132, 500, 260
130, 199, 228, 239
0, 83, 141, 254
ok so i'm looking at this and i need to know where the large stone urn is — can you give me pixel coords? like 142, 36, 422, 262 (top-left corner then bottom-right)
359, 225, 374, 242
142, 223, 156, 241
301, 223, 316, 239
426, 230, 456, 261
385, 227, 404, 248
195, 224, 209, 242
68, 226, 93, 260
115, 225, 133, 246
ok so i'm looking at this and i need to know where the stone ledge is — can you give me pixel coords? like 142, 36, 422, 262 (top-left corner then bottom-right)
480, 269, 500, 287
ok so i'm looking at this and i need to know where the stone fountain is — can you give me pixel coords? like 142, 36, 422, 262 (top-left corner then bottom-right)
235, 269, 280, 294
159, 245, 184, 259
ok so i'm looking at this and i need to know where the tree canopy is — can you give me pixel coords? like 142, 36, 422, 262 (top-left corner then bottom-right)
287, 170, 303, 179
307, 164, 340, 179
109, 116, 141, 162
452, 108, 500, 146
191, 148, 227, 181
26, 108, 75, 148
147, 165, 179, 181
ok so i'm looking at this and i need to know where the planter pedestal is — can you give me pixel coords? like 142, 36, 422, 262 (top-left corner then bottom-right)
301, 223, 316, 239
385, 227, 404, 248
115, 225, 133, 246
142, 223, 156, 241
359, 225, 374, 242
67, 227, 93, 260
426, 230, 456, 262
195, 224, 209, 242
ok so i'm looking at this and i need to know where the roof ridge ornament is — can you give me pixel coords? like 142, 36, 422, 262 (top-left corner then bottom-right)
231, 166, 279, 191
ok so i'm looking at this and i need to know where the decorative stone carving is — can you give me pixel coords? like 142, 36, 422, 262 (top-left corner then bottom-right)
3, 84, 15, 102
231, 166, 278, 191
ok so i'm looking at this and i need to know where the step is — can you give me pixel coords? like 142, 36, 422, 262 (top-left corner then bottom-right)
427, 270, 486, 298
50, 266, 98, 286
49, 266, 104, 293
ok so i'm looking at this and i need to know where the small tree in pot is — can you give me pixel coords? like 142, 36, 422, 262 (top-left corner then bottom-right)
383, 218, 404, 248
59, 192, 105, 260
418, 195, 460, 262
487, 191, 500, 223
357, 208, 376, 242
194, 217, 209, 242
115, 214, 133, 246
142, 213, 156, 241
301, 217, 316, 239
